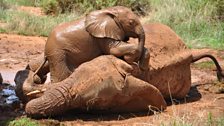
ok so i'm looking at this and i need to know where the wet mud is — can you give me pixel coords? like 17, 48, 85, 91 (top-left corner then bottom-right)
0, 32, 224, 125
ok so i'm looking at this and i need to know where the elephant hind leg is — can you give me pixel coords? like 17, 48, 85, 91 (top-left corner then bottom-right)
47, 52, 73, 83
26, 53, 49, 84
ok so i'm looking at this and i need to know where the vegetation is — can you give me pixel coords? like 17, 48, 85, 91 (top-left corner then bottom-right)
38, 0, 150, 16
0, 0, 223, 48
0, 117, 39, 126
145, 0, 224, 49
0, 8, 77, 36
192, 61, 215, 70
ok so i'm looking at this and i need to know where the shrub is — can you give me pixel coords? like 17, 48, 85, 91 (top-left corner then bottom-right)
40, 0, 151, 16
213, 0, 224, 21
0, 0, 10, 10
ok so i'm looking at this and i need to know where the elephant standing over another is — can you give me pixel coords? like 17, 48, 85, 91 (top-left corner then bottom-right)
32, 6, 149, 83
14, 23, 224, 117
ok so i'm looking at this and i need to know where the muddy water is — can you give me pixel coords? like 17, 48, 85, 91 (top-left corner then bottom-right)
0, 70, 17, 86
0, 70, 19, 108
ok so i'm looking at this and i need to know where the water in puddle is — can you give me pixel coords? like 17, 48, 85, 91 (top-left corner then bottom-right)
0, 70, 16, 86
0, 69, 50, 107
0, 70, 19, 107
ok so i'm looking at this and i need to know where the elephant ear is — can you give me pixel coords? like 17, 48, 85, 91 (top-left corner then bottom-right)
85, 10, 125, 40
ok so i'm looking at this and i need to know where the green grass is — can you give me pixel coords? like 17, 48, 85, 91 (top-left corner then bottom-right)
0, 0, 224, 49
2, 0, 40, 7
144, 0, 224, 49
0, 8, 78, 36
8, 117, 39, 126
0, 117, 39, 126
192, 61, 215, 70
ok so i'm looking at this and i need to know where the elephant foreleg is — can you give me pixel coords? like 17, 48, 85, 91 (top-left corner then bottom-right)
106, 42, 150, 70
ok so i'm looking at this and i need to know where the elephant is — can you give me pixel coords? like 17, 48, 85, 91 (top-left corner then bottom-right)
14, 23, 224, 117
32, 6, 149, 84
15, 55, 167, 117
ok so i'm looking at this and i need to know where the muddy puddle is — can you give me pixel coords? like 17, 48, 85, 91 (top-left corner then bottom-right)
0, 70, 17, 86
0, 70, 20, 110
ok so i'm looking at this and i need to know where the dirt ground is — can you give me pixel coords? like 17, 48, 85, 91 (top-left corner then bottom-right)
0, 33, 224, 125
0, 6, 224, 126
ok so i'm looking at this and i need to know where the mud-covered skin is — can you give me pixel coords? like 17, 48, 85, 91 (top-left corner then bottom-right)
15, 23, 224, 117
135, 23, 224, 99
22, 56, 166, 117
34, 6, 149, 83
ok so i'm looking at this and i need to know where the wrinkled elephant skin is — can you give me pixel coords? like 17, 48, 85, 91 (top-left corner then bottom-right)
31, 6, 148, 83
24, 56, 166, 117
132, 23, 224, 99
15, 23, 224, 117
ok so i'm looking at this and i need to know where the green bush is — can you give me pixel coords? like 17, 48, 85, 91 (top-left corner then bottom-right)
40, 0, 151, 16
213, 0, 224, 21
0, 0, 10, 10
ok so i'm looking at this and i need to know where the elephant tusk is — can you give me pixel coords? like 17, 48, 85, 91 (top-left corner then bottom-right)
26, 88, 46, 96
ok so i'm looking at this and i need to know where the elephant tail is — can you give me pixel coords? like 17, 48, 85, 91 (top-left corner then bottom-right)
191, 49, 224, 82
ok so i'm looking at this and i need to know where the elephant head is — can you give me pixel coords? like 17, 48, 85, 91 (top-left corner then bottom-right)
85, 6, 145, 58
14, 70, 46, 103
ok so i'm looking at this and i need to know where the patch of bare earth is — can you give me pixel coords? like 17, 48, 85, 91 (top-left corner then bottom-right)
0, 33, 224, 125
0, 5, 224, 125
17, 6, 45, 16
0, 34, 46, 70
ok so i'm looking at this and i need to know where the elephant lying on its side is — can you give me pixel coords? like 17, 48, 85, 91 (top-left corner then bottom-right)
15, 23, 224, 117
135, 23, 224, 99
16, 56, 167, 117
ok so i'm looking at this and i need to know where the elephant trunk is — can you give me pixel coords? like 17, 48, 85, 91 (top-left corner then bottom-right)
136, 25, 145, 59
25, 83, 72, 118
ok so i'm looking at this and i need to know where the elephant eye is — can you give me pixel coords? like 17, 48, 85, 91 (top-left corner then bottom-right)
129, 19, 135, 26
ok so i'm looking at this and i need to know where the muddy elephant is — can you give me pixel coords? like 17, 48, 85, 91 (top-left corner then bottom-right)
15, 23, 224, 117
16, 56, 167, 117
133, 23, 224, 99
32, 6, 149, 83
